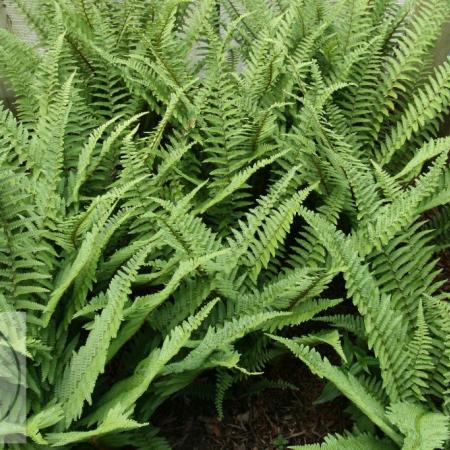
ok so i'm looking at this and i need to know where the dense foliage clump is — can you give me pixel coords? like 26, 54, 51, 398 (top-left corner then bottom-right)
1, 0, 450, 448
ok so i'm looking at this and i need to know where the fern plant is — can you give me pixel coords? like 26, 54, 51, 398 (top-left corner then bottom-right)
1, 0, 450, 449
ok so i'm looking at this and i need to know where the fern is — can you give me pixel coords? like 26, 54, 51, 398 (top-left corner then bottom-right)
1, 0, 450, 448
289, 432, 395, 450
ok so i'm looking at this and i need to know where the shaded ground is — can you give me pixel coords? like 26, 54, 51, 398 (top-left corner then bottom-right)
156, 355, 350, 449
438, 249, 450, 293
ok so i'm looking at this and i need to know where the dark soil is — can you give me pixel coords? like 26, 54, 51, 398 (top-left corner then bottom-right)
438, 249, 450, 293
156, 355, 350, 450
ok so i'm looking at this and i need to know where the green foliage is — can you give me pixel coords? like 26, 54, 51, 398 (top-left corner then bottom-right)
1, 0, 450, 448
289, 432, 395, 450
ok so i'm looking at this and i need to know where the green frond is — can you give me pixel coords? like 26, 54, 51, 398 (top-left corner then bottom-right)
162, 310, 289, 376
372, 160, 403, 200
315, 314, 366, 338
386, 402, 450, 450
265, 298, 343, 332
26, 405, 64, 445
299, 208, 414, 402
376, 57, 450, 166
45, 405, 146, 447
357, 0, 450, 151
293, 329, 347, 363
289, 432, 395, 450
98, 427, 171, 450
215, 369, 235, 420
0, 28, 39, 121
244, 188, 314, 282
195, 150, 290, 214
230, 267, 320, 316
268, 335, 402, 445
56, 244, 154, 426
341, 153, 385, 224
394, 137, 450, 181
405, 302, 435, 401
422, 298, 450, 407
225, 169, 310, 270
355, 151, 448, 255
368, 221, 441, 324
85, 299, 219, 424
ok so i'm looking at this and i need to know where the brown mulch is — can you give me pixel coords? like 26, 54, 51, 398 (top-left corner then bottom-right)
155, 355, 350, 450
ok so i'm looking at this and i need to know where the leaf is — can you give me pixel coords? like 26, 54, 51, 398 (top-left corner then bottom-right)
289, 432, 395, 449
268, 335, 402, 445
57, 244, 154, 426
387, 402, 450, 450
45, 405, 146, 447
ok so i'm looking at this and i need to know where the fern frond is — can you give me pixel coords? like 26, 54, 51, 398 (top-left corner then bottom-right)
289, 432, 395, 450
376, 57, 450, 166
268, 335, 402, 445
57, 244, 154, 426
405, 301, 434, 401
86, 298, 219, 424
386, 402, 450, 450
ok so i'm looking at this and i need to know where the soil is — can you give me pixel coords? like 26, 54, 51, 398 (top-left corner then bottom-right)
438, 249, 450, 293
156, 354, 351, 450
